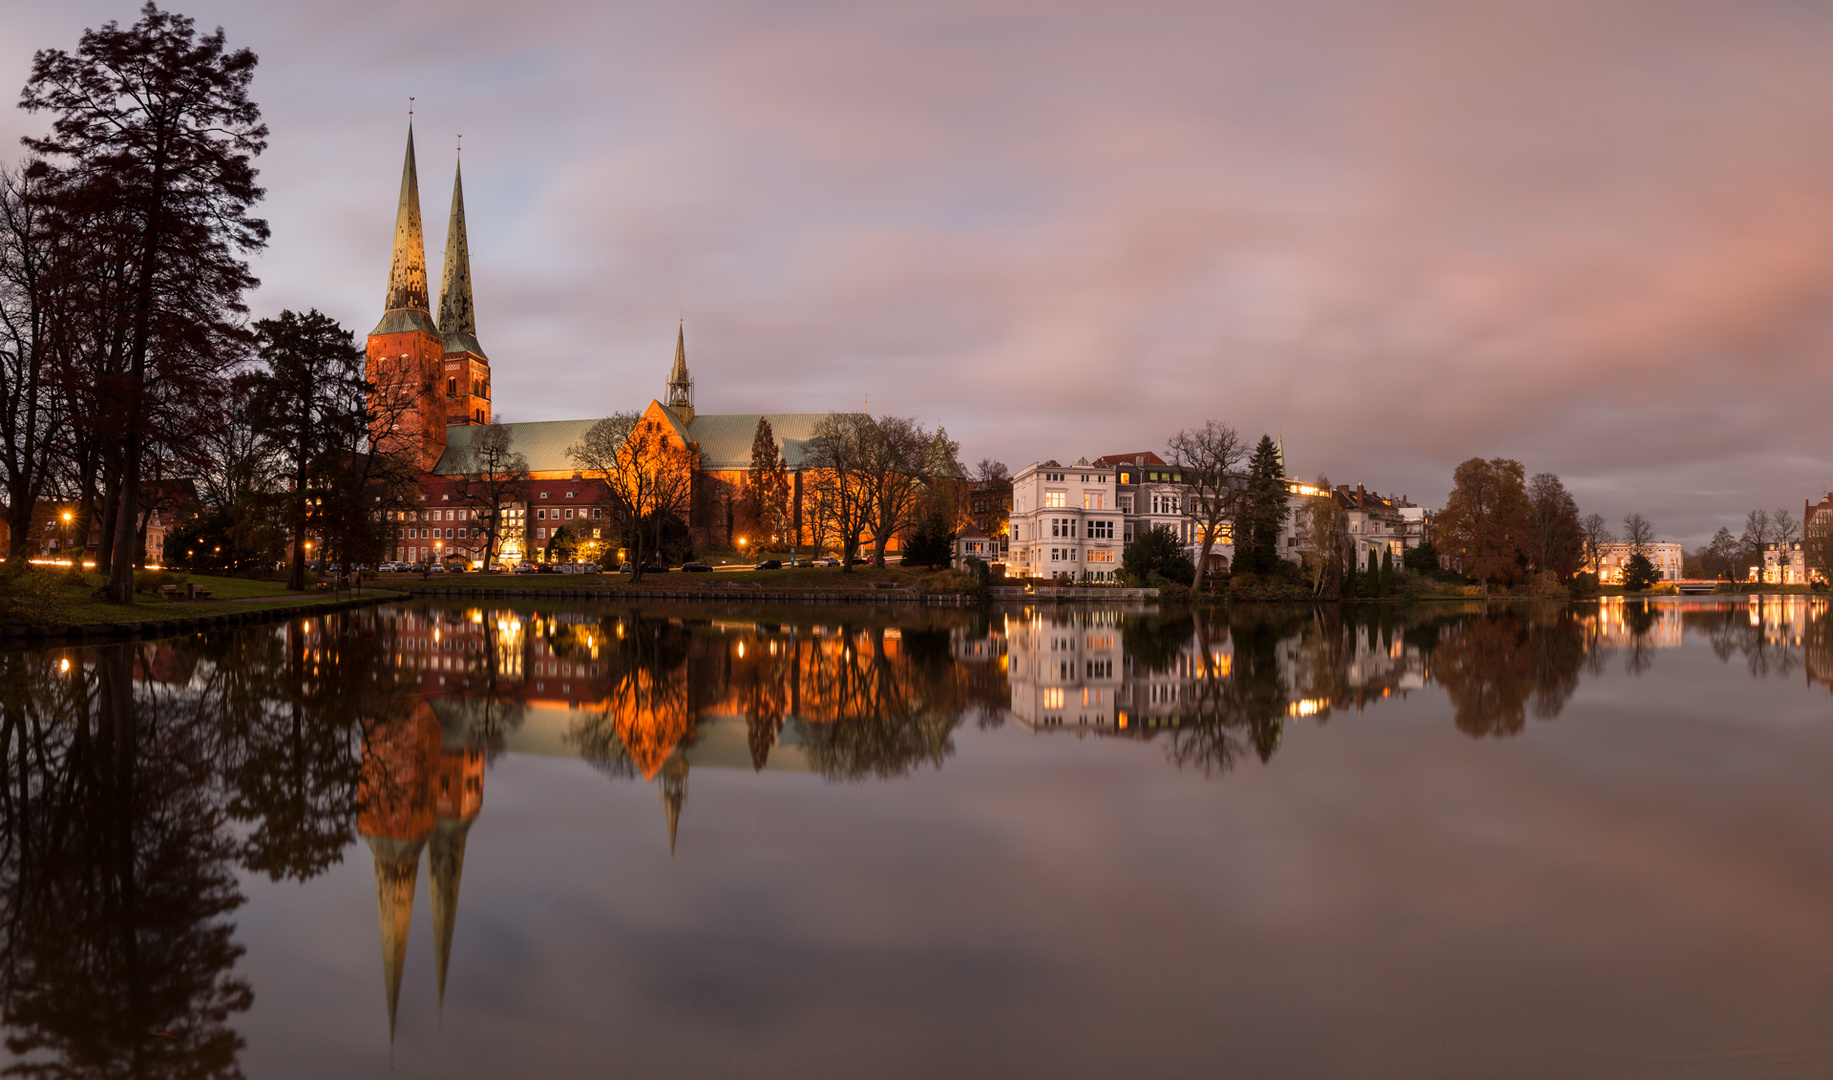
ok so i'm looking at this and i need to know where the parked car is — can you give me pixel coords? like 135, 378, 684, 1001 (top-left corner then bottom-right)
536, 563, 558, 574
813, 556, 840, 567
618, 562, 634, 573
754, 559, 782, 570
643, 563, 669, 573
513, 563, 540, 574
427, 562, 446, 573
682, 562, 713, 572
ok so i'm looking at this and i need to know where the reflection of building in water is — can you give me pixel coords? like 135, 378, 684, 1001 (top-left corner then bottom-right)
1584, 602, 1685, 649
1003, 609, 1430, 735
356, 698, 485, 1037
1005, 609, 1129, 731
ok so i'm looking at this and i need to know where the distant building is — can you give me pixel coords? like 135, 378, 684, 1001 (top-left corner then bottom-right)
1587, 542, 1683, 583
1756, 541, 1809, 585
1008, 458, 1126, 581
1806, 493, 1833, 579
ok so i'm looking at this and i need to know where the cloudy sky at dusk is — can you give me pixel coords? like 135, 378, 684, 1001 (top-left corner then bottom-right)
3, 0, 1832, 544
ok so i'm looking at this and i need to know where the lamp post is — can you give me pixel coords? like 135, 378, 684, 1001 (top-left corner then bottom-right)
60, 511, 71, 566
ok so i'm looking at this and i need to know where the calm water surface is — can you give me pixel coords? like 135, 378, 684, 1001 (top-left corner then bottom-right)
4, 597, 1833, 1078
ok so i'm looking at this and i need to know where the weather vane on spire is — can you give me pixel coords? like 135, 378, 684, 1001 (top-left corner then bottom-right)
408, 96, 414, 119
456, 134, 462, 155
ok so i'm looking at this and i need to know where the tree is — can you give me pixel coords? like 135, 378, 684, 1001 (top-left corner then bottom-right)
803, 413, 875, 572
21, 3, 269, 603
1622, 552, 1660, 592
1379, 547, 1394, 597
1233, 435, 1288, 577
1404, 539, 1440, 575
1527, 473, 1584, 579
546, 524, 577, 563
450, 419, 528, 569
901, 509, 955, 569
1580, 512, 1614, 576
0, 164, 67, 563
1774, 508, 1802, 547
973, 459, 1009, 485
858, 415, 942, 567
245, 310, 366, 591
1295, 483, 1347, 598
1166, 420, 1246, 591
567, 410, 695, 582
1622, 512, 1655, 556
1741, 508, 1773, 579
1436, 458, 1533, 590
1123, 525, 1195, 585
740, 417, 789, 548
1699, 526, 1739, 580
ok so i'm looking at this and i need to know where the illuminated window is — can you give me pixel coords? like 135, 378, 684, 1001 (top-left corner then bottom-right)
1045, 491, 1067, 508
1084, 492, 1104, 510
1043, 687, 1064, 709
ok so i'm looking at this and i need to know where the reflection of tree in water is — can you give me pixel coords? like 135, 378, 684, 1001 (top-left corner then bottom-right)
0, 647, 252, 1079
1160, 609, 1301, 776
1430, 607, 1587, 737
196, 611, 408, 882
566, 613, 697, 781
1694, 602, 1806, 681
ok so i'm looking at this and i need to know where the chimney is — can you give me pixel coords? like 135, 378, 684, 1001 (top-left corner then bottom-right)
1356, 483, 1365, 507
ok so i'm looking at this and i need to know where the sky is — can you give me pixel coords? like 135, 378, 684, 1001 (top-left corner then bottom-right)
3, 0, 1833, 546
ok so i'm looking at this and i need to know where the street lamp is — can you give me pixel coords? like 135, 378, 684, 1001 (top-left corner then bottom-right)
60, 511, 71, 566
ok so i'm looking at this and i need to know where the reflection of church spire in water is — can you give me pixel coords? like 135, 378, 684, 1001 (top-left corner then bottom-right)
365, 834, 427, 1041
430, 815, 473, 1010
660, 754, 688, 856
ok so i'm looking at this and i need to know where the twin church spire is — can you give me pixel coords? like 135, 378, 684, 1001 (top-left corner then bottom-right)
377, 122, 484, 360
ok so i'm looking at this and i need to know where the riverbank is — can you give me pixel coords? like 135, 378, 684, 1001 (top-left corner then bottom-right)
0, 571, 405, 640
392, 565, 989, 604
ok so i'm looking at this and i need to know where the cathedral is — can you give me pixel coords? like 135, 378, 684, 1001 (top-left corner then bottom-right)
367, 124, 846, 566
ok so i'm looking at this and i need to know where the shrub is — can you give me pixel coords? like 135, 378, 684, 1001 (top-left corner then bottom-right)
134, 568, 189, 595
1124, 527, 1194, 587
0, 565, 72, 626
1650, 581, 1680, 595
962, 555, 990, 589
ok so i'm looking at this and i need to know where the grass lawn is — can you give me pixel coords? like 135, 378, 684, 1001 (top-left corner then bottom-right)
39, 571, 404, 628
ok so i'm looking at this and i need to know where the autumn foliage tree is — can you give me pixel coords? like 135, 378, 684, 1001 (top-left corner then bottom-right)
20, 3, 269, 603
1436, 457, 1533, 590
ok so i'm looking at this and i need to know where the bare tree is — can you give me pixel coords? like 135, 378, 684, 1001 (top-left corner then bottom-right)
1774, 508, 1802, 547
568, 411, 694, 581
973, 459, 1009, 485
1580, 513, 1614, 576
1166, 420, 1246, 591
1622, 512, 1655, 556
857, 416, 930, 567
803, 414, 875, 572
450, 419, 529, 569
0, 164, 66, 563
1740, 508, 1773, 578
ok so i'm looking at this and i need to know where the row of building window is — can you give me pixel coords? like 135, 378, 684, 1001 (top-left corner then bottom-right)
1047, 548, 1117, 563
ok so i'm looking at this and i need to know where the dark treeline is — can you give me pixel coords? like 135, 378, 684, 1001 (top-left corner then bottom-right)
0, 6, 417, 605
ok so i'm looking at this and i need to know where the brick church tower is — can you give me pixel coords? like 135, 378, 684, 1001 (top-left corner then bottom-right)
367, 123, 449, 470
437, 157, 491, 427
367, 124, 493, 470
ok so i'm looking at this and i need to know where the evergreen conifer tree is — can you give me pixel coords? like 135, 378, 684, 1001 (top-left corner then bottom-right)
1380, 547, 1393, 597
1236, 435, 1288, 576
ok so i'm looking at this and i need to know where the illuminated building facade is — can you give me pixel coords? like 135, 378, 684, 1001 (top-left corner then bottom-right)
365, 126, 883, 564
